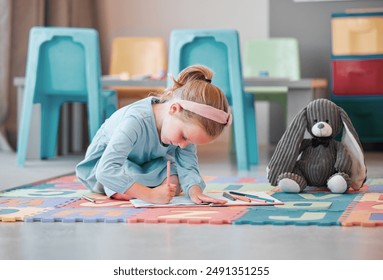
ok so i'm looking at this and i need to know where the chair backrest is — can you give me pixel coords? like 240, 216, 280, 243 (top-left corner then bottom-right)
109, 37, 167, 77
167, 29, 255, 170
26, 27, 103, 103
243, 38, 300, 80
167, 29, 244, 103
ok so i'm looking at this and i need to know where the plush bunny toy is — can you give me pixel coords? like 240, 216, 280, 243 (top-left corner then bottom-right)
267, 98, 366, 193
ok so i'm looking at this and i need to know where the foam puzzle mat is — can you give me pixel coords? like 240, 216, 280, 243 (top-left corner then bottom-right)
0, 175, 382, 226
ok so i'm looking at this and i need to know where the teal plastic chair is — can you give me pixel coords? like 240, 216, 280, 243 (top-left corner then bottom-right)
243, 38, 300, 143
167, 29, 258, 170
17, 27, 117, 166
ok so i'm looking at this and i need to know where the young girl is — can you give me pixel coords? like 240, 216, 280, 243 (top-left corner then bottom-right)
76, 65, 231, 205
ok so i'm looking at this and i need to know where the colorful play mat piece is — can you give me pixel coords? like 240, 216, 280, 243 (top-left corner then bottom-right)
0, 175, 382, 226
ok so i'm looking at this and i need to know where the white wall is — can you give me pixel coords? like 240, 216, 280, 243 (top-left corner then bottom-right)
96, 0, 270, 144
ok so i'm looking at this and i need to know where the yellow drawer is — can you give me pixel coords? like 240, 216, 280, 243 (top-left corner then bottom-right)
332, 16, 383, 55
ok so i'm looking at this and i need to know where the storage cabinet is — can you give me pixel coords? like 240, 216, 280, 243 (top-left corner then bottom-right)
331, 12, 383, 143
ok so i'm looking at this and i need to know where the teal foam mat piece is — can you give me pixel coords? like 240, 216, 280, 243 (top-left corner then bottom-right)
233, 208, 342, 226
266, 192, 359, 212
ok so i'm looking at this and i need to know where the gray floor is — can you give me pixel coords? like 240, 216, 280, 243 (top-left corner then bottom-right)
1, 137, 383, 260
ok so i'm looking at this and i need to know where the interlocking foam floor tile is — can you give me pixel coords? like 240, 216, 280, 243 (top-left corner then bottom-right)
366, 178, 383, 186
358, 193, 383, 202
48, 183, 88, 190
1, 183, 57, 191
24, 207, 143, 223
351, 201, 383, 212
0, 207, 50, 222
0, 197, 77, 208
340, 211, 383, 227
2, 174, 383, 226
48, 175, 82, 183
268, 192, 360, 212
205, 183, 274, 192
339, 192, 383, 226
367, 185, 383, 193
62, 198, 134, 208
0, 188, 89, 198
127, 206, 248, 224
233, 208, 342, 226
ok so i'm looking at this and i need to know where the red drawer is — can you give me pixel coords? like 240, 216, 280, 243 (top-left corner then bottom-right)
332, 59, 383, 96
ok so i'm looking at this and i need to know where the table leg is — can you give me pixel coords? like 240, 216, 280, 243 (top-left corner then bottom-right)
286, 88, 314, 125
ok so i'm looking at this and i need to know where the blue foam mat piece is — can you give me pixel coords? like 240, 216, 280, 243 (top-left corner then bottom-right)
24, 207, 143, 223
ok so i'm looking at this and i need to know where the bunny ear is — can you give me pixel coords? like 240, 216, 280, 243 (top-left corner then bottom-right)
267, 107, 308, 186
339, 108, 367, 190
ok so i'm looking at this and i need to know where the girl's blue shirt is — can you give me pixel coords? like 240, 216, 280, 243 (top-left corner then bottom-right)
75, 97, 205, 197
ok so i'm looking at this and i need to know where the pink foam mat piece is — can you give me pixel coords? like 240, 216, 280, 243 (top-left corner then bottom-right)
127, 206, 249, 224
339, 192, 383, 226
340, 211, 383, 227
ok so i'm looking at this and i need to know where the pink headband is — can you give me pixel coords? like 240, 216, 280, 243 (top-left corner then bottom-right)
176, 100, 232, 126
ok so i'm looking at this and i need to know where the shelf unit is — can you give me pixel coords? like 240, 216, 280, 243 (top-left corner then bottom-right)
331, 11, 383, 143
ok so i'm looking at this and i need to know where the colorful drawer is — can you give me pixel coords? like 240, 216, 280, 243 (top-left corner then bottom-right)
332, 58, 383, 96
332, 13, 383, 56
331, 12, 383, 143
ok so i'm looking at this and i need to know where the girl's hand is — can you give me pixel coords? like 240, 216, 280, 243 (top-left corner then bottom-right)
148, 183, 177, 204
188, 185, 227, 205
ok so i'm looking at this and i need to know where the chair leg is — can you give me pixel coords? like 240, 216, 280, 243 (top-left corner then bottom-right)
16, 96, 34, 167
102, 90, 117, 118
244, 94, 259, 165
231, 103, 250, 170
40, 101, 61, 159
230, 95, 259, 167
87, 98, 103, 141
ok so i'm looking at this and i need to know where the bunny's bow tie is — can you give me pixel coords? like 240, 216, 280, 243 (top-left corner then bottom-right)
312, 137, 331, 148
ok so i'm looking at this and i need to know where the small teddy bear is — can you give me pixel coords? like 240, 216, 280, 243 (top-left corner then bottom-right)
267, 98, 366, 193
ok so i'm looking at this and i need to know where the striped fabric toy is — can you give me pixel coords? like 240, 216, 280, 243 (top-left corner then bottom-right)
267, 99, 367, 194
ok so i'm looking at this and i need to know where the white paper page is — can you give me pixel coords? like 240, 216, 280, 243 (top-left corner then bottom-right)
130, 191, 282, 208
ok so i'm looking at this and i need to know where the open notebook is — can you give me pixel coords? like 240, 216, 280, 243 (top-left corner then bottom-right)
130, 191, 283, 208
